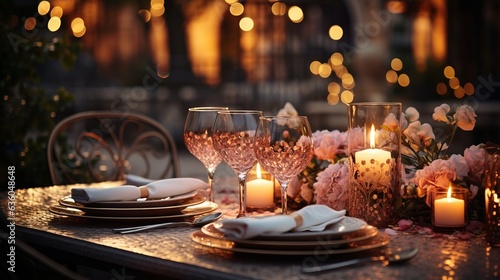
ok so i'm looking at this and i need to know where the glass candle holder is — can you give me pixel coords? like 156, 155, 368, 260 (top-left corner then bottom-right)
245, 163, 275, 212
347, 102, 401, 228
431, 186, 468, 230
484, 153, 500, 247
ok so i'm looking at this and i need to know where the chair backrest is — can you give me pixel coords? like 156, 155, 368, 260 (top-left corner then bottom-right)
47, 111, 180, 185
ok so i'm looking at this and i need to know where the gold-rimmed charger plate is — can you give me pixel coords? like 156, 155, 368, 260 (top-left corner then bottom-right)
201, 223, 379, 250
191, 230, 389, 256
78, 190, 198, 208
49, 201, 218, 221
58, 194, 206, 217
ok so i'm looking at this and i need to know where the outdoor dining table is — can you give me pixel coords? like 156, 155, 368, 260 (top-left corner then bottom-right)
1, 182, 499, 280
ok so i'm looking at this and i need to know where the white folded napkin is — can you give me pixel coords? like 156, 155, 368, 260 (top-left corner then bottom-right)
215, 205, 346, 239
71, 178, 208, 204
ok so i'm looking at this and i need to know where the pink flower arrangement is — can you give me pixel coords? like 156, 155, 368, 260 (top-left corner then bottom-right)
281, 102, 488, 221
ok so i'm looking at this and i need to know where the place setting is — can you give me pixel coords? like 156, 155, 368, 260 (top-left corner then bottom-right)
48, 177, 219, 222
190, 204, 390, 256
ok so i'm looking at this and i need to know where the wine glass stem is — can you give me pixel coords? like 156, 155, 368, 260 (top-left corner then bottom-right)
280, 182, 289, 215
207, 169, 216, 202
237, 173, 248, 218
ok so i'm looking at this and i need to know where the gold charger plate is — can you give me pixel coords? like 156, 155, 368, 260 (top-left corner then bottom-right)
49, 201, 218, 221
201, 223, 378, 250
58, 194, 206, 217
190, 230, 389, 255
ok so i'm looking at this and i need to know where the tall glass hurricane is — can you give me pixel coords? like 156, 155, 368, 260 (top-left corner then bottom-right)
254, 116, 314, 214
212, 110, 262, 217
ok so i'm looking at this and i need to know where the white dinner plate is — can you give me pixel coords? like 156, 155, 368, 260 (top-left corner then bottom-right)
209, 216, 367, 241
190, 230, 389, 256
58, 194, 206, 217
76, 190, 199, 208
49, 201, 218, 221
201, 223, 378, 250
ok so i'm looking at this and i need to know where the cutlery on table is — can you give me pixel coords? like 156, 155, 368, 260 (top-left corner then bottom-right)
113, 212, 222, 234
301, 247, 419, 273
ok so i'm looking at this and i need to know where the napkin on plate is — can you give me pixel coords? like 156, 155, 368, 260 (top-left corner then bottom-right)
71, 178, 208, 204
215, 205, 346, 239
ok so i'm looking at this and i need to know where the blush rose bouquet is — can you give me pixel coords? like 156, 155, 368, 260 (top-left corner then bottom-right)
281, 102, 489, 223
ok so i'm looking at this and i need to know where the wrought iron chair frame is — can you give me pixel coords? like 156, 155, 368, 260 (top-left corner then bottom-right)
47, 111, 180, 185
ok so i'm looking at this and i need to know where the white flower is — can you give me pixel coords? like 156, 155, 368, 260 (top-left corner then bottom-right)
433, 104, 451, 124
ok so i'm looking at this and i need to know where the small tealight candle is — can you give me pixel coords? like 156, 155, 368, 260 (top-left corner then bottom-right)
246, 163, 274, 209
432, 186, 468, 228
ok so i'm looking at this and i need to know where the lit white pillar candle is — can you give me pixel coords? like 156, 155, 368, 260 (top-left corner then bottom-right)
355, 125, 391, 174
434, 186, 465, 226
246, 164, 274, 207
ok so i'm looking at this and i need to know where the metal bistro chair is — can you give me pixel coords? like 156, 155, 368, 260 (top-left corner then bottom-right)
47, 111, 180, 185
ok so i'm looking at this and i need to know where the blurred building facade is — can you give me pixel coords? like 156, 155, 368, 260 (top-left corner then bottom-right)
12, 0, 500, 149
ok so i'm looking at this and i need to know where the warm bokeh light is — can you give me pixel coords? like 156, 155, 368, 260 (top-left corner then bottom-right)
138, 9, 152, 22
24, 17, 37, 31
230, 3, 244, 16
449, 77, 460, 89
309, 61, 321, 75
340, 90, 354, 104
334, 65, 348, 78
386, 70, 398, 83
48, 17, 61, 32
444, 66, 455, 79
38, 1, 50, 16
436, 82, 447, 95
328, 82, 341, 95
329, 52, 343, 66
327, 93, 340, 105
329, 25, 343, 40
454, 86, 465, 98
73, 25, 86, 38
239, 17, 254, 31
341, 73, 354, 85
225, 0, 238, 4
151, 0, 165, 18
318, 63, 332, 78
50, 6, 63, 18
271, 2, 287, 16
464, 83, 475, 95
387, 0, 407, 14
71, 17, 85, 33
288, 6, 304, 23
391, 58, 403, 71
398, 73, 410, 87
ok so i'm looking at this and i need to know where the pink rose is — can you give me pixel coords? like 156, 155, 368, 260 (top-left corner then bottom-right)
432, 104, 451, 124
454, 105, 476, 131
312, 130, 347, 161
464, 144, 486, 183
448, 154, 469, 179
404, 121, 434, 148
313, 163, 349, 211
383, 113, 399, 131
412, 159, 457, 206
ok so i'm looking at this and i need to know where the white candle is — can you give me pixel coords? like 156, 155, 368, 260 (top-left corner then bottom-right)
246, 163, 274, 207
434, 187, 465, 227
354, 125, 391, 174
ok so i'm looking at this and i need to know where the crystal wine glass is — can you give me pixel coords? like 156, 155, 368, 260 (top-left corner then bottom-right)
184, 107, 228, 201
212, 110, 263, 217
254, 116, 314, 214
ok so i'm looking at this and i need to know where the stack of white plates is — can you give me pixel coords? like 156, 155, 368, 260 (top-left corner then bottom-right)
191, 217, 389, 255
49, 191, 218, 221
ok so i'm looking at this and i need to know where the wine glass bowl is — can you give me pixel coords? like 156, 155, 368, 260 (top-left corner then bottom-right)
184, 107, 228, 201
212, 110, 263, 217
254, 116, 314, 214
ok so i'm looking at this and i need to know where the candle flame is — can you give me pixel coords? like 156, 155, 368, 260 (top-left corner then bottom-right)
370, 124, 375, 148
256, 163, 262, 179
447, 186, 452, 198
